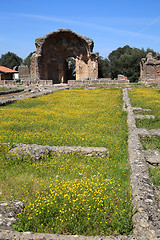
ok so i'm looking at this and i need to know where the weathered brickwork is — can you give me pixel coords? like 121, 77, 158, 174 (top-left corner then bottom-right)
140, 52, 160, 85
30, 29, 98, 84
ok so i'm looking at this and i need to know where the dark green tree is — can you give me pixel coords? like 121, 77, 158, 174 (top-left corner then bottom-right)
108, 45, 157, 82
96, 52, 111, 78
0, 52, 23, 69
23, 52, 35, 69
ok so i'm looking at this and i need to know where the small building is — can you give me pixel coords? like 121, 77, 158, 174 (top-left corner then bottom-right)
0, 66, 19, 81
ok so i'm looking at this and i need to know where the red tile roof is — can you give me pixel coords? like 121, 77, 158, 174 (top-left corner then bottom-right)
0, 66, 19, 73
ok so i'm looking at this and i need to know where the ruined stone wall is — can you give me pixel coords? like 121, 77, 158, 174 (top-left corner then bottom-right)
30, 29, 98, 84
30, 53, 39, 79
140, 52, 160, 85
18, 65, 29, 80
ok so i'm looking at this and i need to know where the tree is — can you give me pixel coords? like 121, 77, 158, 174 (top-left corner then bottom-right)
108, 45, 157, 82
23, 52, 35, 69
0, 52, 23, 69
65, 57, 76, 80
97, 52, 111, 78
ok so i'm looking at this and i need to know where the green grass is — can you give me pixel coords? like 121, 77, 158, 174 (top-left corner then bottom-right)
141, 136, 160, 150
136, 118, 160, 129
149, 167, 160, 186
0, 88, 132, 236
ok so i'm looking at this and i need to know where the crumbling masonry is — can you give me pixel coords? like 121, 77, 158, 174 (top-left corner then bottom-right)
30, 29, 98, 84
140, 52, 160, 85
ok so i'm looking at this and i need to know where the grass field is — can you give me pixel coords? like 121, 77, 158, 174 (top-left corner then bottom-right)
0, 88, 132, 235
129, 87, 160, 186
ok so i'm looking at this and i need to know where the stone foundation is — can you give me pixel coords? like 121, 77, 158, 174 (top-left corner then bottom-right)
8, 143, 109, 160
0, 79, 53, 86
123, 88, 160, 240
68, 78, 129, 88
0, 201, 24, 230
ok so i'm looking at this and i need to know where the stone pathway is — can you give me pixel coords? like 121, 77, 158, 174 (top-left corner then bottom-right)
0, 87, 160, 239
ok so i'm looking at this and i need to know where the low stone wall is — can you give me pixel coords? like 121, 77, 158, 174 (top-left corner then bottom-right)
0, 80, 17, 85
0, 201, 24, 230
0, 79, 53, 86
68, 79, 129, 88
9, 143, 109, 159
1, 79, 130, 88
0, 230, 134, 240
140, 79, 160, 86
21, 80, 53, 85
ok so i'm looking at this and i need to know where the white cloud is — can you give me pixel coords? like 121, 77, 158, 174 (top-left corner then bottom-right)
129, 15, 160, 42
11, 13, 143, 36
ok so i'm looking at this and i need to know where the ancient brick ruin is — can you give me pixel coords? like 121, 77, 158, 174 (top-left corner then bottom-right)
30, 29, 98, 84
140, 52, 160, 85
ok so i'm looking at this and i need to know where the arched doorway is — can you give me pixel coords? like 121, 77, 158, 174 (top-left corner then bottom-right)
30, 29, 98, 84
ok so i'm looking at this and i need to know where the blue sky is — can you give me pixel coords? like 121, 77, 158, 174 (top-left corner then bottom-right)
1, 0, 160, 59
